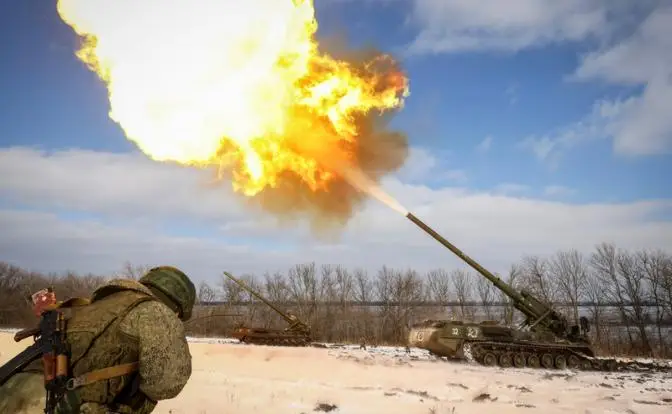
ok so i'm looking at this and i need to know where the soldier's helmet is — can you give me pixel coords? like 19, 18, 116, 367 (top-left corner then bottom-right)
139, 266, 196, 321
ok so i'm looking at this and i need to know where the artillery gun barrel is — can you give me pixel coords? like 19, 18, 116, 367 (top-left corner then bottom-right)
405, 212, 572, 336
405, 212, 526, 305
222, 272, 294, 324
222, 271, 310, 334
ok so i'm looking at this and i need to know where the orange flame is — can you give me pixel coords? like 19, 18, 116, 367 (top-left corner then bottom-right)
56, 0, 409, 208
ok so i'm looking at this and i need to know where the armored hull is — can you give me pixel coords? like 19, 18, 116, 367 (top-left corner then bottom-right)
408, 320, 600, 370
230, 326, 311, 346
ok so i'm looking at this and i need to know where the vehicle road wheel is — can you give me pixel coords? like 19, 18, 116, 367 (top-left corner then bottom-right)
483, 353, 497, 366
499, 353, 513, 368
541, 353, 554, 369
513, 353, 526, 368
554, 355, 567, 370
567, 355, 581, 370
527, 354, 540, 368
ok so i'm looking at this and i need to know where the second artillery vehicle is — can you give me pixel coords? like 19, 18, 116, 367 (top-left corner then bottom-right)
222, 271, 312, 346
404, 212, 656, 372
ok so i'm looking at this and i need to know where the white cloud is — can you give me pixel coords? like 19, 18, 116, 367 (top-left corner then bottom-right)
520, 6, 672, 161
440, 169, 468, 184
544, 185, 576, 198
572, 5, 672, 85
476, 136, 493, 152
395, 147, 467, 184
506, 84, 519, 105
0, 147, 249, 221
493, 183, 530, 196
518, 99, 617, 164
1, 147, 670, 284
571, 5, 672, 155
394, 147, 438, 182
405, 0, 612, 55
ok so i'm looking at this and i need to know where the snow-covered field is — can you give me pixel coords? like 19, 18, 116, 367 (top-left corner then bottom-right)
2, 330, 672, 413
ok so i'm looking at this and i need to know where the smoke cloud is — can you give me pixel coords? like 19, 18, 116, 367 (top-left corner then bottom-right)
223, 45, 410, 234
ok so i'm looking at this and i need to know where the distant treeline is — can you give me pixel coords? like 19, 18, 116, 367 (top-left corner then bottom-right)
200, 300, 665, 307
1, 241, 671, 358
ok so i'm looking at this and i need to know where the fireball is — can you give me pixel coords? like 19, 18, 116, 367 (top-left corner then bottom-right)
56, 0, 409, 213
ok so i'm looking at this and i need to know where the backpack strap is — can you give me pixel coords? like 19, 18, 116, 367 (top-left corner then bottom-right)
66, 362, 139, 390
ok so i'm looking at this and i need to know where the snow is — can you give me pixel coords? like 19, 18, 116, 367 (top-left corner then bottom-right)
2, 331, 672, 413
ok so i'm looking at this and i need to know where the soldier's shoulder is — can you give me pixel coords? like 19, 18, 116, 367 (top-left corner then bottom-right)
120, 298, 182, 335
92, 278, 154, 301
128, 299, 175, 318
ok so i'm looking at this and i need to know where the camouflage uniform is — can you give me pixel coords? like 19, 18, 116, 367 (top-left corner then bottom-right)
0, 266, 196, 414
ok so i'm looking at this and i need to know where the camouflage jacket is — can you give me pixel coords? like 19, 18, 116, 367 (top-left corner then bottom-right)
0, 279, 192, 414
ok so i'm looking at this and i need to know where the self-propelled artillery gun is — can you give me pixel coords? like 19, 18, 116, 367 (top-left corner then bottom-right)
404, 213, 667, 372
222, 271, 312, 346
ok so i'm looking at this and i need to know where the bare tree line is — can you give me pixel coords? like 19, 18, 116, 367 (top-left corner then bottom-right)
0, 261, 148, 327
1, 243, 671, 357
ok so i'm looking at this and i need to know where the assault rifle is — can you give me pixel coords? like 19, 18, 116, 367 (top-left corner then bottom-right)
0, 292, 70, 414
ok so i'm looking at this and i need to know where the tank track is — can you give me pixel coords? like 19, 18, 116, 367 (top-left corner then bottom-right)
462, 341, 672, 373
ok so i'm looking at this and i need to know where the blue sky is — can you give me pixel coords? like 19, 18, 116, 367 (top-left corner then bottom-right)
0, 0, 670, 280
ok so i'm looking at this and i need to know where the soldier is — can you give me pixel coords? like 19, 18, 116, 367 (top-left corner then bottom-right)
0, 265, 196, 414
359, 337, 366, 350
